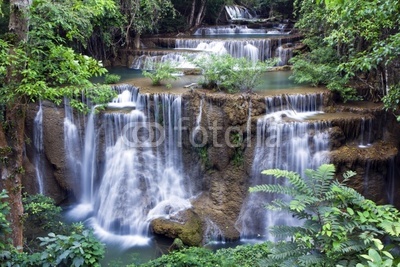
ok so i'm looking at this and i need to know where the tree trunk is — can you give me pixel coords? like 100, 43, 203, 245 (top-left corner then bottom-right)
194, 0, 207, 27
188, 0, 196, 30
3, 0, 32, 250
0, 107, 26, 250
189, 0, 207, 32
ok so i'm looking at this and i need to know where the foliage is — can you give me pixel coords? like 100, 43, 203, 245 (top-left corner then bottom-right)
22, 194, 72, 252
194, 54, 275, 93
289, 38, 359, 102
120, 0, 175, 42
292, 0, 400, 104
0, 191, 105, 267
250, 164, 400, 266
137, 242, 271, 267
383, 83, 400, 121
104, 74, 121, 84
214, 242, 271, 267
34, 225, 105, 267
0, 0, 117, 112
142, 61, 178, 88
0, 190, 11, 251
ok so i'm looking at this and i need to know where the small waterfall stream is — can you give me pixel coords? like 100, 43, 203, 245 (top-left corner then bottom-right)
236, 93, 330, 240
33, 102, 45, 194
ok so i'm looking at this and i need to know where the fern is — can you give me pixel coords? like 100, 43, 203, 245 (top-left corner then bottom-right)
250, 164, 400, 266
261, 169, 313, 197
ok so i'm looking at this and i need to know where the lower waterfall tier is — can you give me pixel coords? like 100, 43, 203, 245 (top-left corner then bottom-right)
23, 85, 400, 245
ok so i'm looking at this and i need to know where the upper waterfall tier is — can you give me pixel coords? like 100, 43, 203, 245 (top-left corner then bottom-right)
131, 35, 302, 69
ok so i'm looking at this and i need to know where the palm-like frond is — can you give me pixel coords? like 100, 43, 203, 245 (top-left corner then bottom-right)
261, 169, 313, 197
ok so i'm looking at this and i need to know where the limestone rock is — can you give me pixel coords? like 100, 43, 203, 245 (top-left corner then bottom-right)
150, 209, 203, 246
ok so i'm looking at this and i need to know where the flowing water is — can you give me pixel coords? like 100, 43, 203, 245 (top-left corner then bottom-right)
236, 93, 330, 240
33, 102, 45, 194
66, 85, 192, 248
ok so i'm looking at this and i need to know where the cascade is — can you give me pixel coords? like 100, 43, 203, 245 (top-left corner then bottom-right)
204, 218, 224, 243
33, 102, 44, 194
175, 39, 272, 61
276, 45, 293, 66
132, 24, 298, 70
359, 117, 372, 148
67, 84, 192, 247
194, 25, 265, 36
236, 93, 330, 240
193, 98, 203, 139
63, 99, 82, 190
225, 5, 255, 21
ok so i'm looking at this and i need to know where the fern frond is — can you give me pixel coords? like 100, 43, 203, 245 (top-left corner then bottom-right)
262, 169, 313, 196
249, 184, 299, 197
269, 241, 308, 260
270, 225, 311, 239
305, 164, 335, 182
297, 253, 326, 266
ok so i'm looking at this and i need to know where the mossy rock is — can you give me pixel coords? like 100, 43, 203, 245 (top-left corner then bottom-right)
150, 209, 203, 246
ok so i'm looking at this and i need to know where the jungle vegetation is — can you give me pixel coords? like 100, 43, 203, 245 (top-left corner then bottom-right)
0, 0, 399, 266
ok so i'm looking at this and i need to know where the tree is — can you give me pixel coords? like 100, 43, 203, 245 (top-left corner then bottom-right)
0, 0, 115, 249
119, 0, 175, 49
291, 0, 400, 103
250, 164, 400, 266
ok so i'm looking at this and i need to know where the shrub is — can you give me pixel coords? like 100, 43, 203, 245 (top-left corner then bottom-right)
193, 54, 275, 93
35, 224, 105, 267
136, 242, 271, 267
142, 61, 178, 88
104, 74, 121, 84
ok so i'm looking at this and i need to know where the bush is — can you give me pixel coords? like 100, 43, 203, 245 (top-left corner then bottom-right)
193, 54, 275, 93
104, 74, 121, 84
142, 61, 178, 88
35, 224, 105, 267
136, 242, 271, 267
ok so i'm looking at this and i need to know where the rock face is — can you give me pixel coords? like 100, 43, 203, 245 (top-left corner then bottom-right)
23, 87, 400, 243
24, 102, 71, 204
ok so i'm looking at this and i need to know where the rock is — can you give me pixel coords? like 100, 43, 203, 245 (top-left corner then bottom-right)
150, 209, 203, 246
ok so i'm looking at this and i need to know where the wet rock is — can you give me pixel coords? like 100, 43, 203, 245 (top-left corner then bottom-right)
150, 209, 203, 246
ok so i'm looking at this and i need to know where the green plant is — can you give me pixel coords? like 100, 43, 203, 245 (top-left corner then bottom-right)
0, 190, 11, 251
35, 224, 105, 267
137, 242, 271, 267
194, 54, 274, 93
250, 164, 400, 266
22, 193, 71, 252
104, 74, 121, 84
197, 146, 210, 168
142, 61, 178, 88
383, 83, 400, 121
356, 239, 400, 267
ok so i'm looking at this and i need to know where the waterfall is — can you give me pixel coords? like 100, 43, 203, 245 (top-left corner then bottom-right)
175, 39, 272, 61
131, 53, 192, 70
193, 98, 203, 140
63, 99, 82, 189
67, 85, 192, 247
225, 5, 254, 21
236, 94, 330, 240
204, 218, 224, 244
359, 117, 372, 148
276, 45, 293, 66
33, 102, 45, 194
244, 44, 259, 64
193, 25, 264, 36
